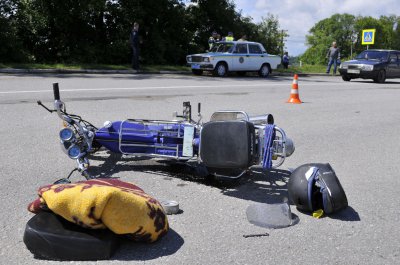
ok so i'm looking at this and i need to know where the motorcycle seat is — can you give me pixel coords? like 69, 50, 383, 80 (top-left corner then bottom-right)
200, 120, 256, 168
23, 212, 119, 261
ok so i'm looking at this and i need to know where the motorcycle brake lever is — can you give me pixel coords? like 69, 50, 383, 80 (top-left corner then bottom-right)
37, 100, 55, 113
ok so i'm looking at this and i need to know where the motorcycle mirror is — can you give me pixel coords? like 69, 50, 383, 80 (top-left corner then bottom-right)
53, 178, 71, 184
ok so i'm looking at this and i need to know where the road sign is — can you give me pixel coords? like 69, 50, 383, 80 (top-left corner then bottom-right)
362, 29, 375, 45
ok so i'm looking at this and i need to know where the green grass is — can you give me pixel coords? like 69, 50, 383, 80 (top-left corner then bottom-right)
141, 65, 190, 72
276, 64, 327, 74
0, 63, 190, 72
0, 63, 129, 70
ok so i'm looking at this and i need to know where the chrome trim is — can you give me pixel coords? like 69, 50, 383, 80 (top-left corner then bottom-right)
210, 110, 250, 121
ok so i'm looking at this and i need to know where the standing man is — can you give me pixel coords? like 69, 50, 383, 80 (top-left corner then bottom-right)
223, 32, 234, 41
326, 41, 340, 75
129, 22, 140, 70
282, 52, 289, 69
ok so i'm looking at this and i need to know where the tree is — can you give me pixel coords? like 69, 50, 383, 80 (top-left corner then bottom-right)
302, 13, 400, 65
185, 1, 286, 55
302, 13, 356, 64
185, 0, 243, 53
0, 0, 288, 65
254, 13, 287, 55
394, 18, 400, 49
354, 15, 400, 53
0, 0, 26, 62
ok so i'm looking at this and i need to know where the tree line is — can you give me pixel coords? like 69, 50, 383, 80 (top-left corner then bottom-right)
301, 13, 400, 65
0, 0, 287, 65
2, 1, 398, 66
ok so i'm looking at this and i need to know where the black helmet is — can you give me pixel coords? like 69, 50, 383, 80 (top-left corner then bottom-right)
288, 163, 348, 214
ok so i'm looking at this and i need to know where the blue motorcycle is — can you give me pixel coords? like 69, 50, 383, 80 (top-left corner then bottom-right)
37, 83, 295, 183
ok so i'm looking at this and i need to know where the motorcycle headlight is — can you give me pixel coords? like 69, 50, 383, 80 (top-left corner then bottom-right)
203, 57, 210, 62
59, 127, 75, 142
361, 64, 373, 71
285, 138, 295, 157
67, 145, 81, 159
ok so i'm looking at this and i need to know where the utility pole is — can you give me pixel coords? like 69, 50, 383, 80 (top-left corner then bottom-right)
350, 33, 357, 59
280, 30, 288, 64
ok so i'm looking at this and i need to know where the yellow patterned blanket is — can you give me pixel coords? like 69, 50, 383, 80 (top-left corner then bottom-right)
28, 178, 168, 242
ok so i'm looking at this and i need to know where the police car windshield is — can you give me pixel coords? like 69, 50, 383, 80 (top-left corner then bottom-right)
210, 43, 234, 53
356, 51, 389, 61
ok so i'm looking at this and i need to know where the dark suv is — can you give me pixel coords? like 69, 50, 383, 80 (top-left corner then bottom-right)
339, 49, 400, 83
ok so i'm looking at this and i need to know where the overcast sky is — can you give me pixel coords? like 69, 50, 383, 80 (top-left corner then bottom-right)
235, 0, 400, 56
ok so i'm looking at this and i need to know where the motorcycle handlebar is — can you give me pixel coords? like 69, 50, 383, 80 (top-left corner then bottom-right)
53, 83, 60, 100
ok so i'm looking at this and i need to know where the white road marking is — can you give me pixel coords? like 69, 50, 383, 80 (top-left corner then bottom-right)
0, 82, 342, 95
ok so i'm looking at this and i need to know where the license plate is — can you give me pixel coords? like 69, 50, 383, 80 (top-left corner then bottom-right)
348, 69, 360, 74
191, 64, 200, 69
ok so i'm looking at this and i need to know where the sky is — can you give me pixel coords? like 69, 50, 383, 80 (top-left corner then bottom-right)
235, 0, 400, 56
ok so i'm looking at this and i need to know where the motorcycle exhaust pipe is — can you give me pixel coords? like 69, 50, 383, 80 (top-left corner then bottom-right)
249, 114, 274, 125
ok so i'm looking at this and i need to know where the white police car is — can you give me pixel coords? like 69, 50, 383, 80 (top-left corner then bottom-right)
186, 41, 281, 77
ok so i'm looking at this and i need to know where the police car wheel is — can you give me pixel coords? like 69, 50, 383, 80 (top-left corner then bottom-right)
214, 63, 228, 77
258, 64, 270, 77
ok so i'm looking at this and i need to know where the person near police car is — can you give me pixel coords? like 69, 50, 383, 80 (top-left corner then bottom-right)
129, 22, 140, 70
282, 52, 289, 69
223, 31, 234, 41
326, 41, 341, 75
208, 31, 220, 50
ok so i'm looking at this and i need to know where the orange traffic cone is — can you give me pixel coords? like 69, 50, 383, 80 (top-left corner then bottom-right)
286, 74, 302, 104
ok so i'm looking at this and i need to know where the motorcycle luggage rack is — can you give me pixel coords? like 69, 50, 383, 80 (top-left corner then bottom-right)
211, 111, 274, 125
118, 119, 194, 160
210, 111, 250, 122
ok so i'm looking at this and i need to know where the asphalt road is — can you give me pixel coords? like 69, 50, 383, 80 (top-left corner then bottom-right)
1, 73, 399, 264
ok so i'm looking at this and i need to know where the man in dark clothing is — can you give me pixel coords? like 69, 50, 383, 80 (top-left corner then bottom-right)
326, 41, 340, 74
282, 52, 289, 69
129, 22, 140, 70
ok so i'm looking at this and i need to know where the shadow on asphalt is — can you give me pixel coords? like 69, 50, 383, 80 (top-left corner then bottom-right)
348, 80, 400, 85
87, 151, 292, 204
329, 206, 361, 221
87, 151, 360, 222
112, 229, 184, 261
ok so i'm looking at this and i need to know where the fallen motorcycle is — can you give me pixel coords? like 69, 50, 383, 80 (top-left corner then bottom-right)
37, 83, 295, 183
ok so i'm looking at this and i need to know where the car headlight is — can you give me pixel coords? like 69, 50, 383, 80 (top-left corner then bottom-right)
187, 57, 192, 62
59, 127, 75, 142
361, 64, 373, 71
67, 145, 82, 159
203, 57, 210, 62
340, 64, 348, 69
